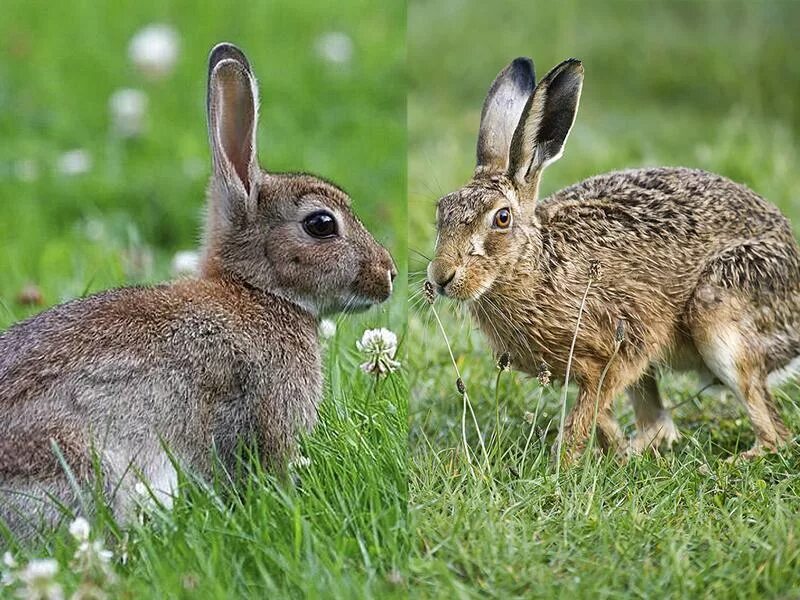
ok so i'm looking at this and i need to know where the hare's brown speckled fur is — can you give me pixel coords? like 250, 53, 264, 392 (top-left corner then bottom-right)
0, 43, 395, 538
429, 57, 799, 460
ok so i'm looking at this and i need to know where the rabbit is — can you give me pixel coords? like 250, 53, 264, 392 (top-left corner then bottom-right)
427, 57, 800, 461
0, 43, 396, 539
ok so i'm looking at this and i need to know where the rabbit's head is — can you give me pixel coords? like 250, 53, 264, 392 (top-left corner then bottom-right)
201, 43, 396, 316
428, 58, 583, 301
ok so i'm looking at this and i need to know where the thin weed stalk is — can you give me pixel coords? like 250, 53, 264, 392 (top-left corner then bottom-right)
555, 275, 594, 481
426, 282, 489, 472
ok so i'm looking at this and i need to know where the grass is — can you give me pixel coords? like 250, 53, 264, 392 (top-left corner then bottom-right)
408, 0, 800, 597
0, 0, 406, 597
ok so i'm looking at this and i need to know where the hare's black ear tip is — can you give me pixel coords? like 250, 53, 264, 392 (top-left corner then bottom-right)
505, 57, 535, 85
208, 42, 251, 72
564, 58, 584, 72
510, 57, 533, 69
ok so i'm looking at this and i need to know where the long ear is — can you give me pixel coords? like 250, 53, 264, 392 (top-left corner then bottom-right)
206, 43, 260, 207
507, 58, 583, 193
475, 57, 536, 174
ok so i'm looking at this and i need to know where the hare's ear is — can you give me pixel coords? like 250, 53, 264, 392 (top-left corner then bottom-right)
476, 58, 536, 174
507, 58, 583, 193
207, 43, 260, 212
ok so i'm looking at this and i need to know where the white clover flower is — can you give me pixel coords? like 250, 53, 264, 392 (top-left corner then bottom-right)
318, 319, 336, 340
314, 31, 354, 65
18, 559, 62, 600
68, 517, 90, 542
109, 88, 148, 138
170, 250, 200, 277
128, 24, 180, 79
357, 328, 401, 377
1, 551, 17, 587
56, 149, 92, 177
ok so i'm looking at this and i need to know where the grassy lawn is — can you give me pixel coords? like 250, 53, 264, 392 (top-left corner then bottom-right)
0, 1, 406, 597
408, 1, 800, 597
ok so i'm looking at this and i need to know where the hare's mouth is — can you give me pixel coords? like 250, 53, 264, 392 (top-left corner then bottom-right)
438, 270, 492, 303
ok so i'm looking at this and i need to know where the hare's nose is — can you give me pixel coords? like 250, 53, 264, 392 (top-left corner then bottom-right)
429, 261, 456, 291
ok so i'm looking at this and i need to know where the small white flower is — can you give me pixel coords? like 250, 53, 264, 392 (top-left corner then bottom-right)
68, 517, 90, 542
18, 558, 62, 600
318, 319, 336, 340
56, 149, 92, 177
109, 88, 148, 138
357, 328, 401, 376
128, 24, 180, 79
19, 559, 58, 582
170, 250, 200, 277
314, 31, 353, 65
1, 551, 17, 587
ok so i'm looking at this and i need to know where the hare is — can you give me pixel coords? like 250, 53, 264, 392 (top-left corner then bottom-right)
0, 43, 396, 538
428, 57, 800, 461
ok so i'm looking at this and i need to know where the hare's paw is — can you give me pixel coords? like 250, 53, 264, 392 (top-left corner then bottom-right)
629, 413, 680, 455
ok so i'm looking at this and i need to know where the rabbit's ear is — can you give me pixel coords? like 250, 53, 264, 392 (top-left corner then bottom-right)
507, 58, 583, 193
476, 58, 536, 174
207, 43, 260, 210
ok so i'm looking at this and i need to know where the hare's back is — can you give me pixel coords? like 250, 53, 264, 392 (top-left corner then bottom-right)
540, 167, 793, 254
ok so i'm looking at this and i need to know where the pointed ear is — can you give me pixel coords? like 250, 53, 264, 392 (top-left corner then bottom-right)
507, 58, 583, 192
476, 57, 536, 174
207, 43, 260, 204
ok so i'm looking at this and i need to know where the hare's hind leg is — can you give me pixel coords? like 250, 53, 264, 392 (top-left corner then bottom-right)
628, 368, 680, 454
688, 283, 791, 457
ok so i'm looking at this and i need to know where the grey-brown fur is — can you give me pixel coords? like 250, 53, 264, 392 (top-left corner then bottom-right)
429, 57, 799, 461
0, 43, 395, 539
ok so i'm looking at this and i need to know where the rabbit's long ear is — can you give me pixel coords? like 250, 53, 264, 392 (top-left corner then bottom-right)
507, 59, 583, 194
207, 43, 260, 213
476, 58, 536, 174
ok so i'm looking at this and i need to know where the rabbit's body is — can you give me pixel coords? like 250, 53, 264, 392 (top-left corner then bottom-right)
430, 58, 798, 459
1, 277, 320, 530
0, 44, 395, 538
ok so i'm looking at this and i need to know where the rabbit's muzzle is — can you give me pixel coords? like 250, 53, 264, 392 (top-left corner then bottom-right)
354, 246, 396, 306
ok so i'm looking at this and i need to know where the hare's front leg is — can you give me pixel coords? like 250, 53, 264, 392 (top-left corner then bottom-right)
554, 376, 625, 461
628, 368, 680, 454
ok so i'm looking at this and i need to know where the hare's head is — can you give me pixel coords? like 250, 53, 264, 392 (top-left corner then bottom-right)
201, 43, 396, 316
428, 58, 583, 301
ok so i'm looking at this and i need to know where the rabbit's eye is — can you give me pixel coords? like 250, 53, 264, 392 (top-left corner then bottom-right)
493, 208, 512, 229
303, 211, 338, 239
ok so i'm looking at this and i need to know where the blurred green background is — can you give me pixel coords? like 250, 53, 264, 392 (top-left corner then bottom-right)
0, 0, 406, 323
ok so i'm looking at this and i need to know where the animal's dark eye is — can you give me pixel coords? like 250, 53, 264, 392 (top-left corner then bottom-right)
493, 208, 512, 229
302, 211, 338, 239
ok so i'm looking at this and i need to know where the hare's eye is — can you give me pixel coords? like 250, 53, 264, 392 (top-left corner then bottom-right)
493, 208, 512, 229
303, 211, 338, 239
